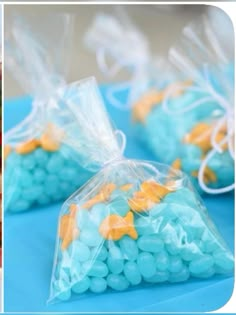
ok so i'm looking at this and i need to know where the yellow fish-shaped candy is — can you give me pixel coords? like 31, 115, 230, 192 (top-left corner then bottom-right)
59, 204, 79, 250
99, 211, 138, 241
82, 183, 116, 209
184, 122, 227, 153
128, 181, 171, 212
15, 139, 40, 154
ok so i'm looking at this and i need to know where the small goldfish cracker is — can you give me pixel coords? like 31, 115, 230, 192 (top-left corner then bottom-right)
39, 123, 64, 152
141, 181, 170, 199
69, 203, 78, 215
4, 145, 11, 160
215, 131, 228, 151
120, 183, 133, 191
100, 183, 116, 200
191, 167, 217, 184
40, 133, 60, 152
204, 166, 217, 183
15, 139, 40, 154
140, 182, 160, 203
132, 90, 163, 123
171, 158, 182, 170
82, 195, 103, 209
82, 183, 116, 209
128, 189, 156, 212
183, 122, 213, 153
99, 211, 138, 241
59, 206, 79, 250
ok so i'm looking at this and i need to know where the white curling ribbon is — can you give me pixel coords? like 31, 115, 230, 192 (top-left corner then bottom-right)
85, 11, 152, 110
162, 68, 234, 194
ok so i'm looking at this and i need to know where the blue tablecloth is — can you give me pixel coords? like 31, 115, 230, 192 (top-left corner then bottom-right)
4, 86, 234, 312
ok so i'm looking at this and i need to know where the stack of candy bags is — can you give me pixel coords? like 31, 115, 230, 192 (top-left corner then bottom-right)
4, 10, 234, 305
85, 7, 234, 195
4, 15, 95, 213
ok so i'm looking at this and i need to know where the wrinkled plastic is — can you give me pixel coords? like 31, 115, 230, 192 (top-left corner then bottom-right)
49, 77, 234, 304
85, 9, 234, 194
134, 12, 234, 194
4, 15, 95, 213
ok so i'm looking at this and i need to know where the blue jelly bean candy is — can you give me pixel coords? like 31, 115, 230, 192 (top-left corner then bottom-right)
166, 242, 180, 256
34, 148, 49, 166
19, 170, 33, 188
58, 166, 76, 181
33, 168, 47, 184
135, 216, 155, 235
108, 196, 129, 217
46, 153, 65, 174
90, 203, 109, 226
90, 277, 107, 293
119, 236, 139, 261
108, 244, 123, 259
21, 154, 36, 170
72, 241, 90, 262
107, 256, 124, 274
107, 274, 129, 291
59, 181, 73, 198
163, 188, 198, 209
137, 252, 156, 278
123, 261, 142, 285
189, 254, 214, 274
181, 243, 202, 261
6, 152, 22, 167
155, 251, 169, 271
72, 276, 90, 294
76, 209, 90, 230
84, 261, 108, 277
91, 246, 108, 261
80, 227, 103, 247
168, 255, 183, 273
144, 270, 169, 283
21, 185, 43, 202
44, 175, 59, 195
37, 194, 51, 206
5, 184, 22, 211
169, 265, 190, 283
191, 266, 215, 279
137, 235, 164, 253
213, 250, 234, 273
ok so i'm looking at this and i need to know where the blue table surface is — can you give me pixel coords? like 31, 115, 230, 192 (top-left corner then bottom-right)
4, 85, 235, 312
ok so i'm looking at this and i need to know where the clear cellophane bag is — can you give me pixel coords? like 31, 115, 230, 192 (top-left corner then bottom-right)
48, 77, 234, 304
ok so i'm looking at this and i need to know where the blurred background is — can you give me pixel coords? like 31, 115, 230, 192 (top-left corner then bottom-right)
4, 4, 211, 98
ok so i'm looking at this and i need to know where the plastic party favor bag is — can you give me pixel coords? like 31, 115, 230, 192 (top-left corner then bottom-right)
49, 77, 234, 304
4, 15, 95, 213
85, 9, 234, 195
141, 12, 234, 194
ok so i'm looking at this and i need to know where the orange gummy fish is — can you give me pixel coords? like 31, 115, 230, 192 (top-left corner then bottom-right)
184, 122, 227, 153
132, 80, 192, 123
15, 139, 40, 155
82, 183, 116, 209
59, 204, 79, 250
4, 145, 11, 160
99, 211, 137, 241
191, 166, 217, 184
128, 181, 171, 212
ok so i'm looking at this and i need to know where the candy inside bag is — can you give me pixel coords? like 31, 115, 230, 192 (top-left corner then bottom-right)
4, 15, 96, 213
48, 77, 234, 304
86, 9, 234, 194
